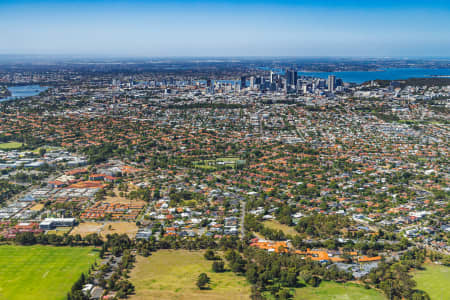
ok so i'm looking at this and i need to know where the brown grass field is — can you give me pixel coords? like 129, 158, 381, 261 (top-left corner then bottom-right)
100, 222, 138, 238
29, 203, 44, 211
129, 250, 250, 300
71, 222, 138, 238
104, 186, 146, 206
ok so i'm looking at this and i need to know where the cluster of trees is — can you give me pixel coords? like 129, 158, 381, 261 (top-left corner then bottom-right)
169, 189, 205, 206
0, 86, 11, 98
295, 214, 351, 238
196, 273, 211, 289
83, 143, 124, 164
374, 112, 401, 122
0, 180, 26, 205
67, 273, 89, 300
276, 206, 294, 226
104, 234, 133, 257
20, 227, 210, 251
127, 187, 152, 202
9, 171, 45, 183
95, 237, 136, 299
242, 247, 353, 299
99, 250, 135, 298
204, 249, 220, 261
245, 214, 287, 241
12, 232, 238, 259
15, 134, 46, 149
136, 235, 242, 258
157, 235, 239, 252
13, 232, 103, 247
225, 249, 247, 274
364, 262, 427, 300
0, 134, 13, 143
212, 260, 225, 273
68, 250, 135, 300
363, 249, 430, 300
427, 251, 450, 266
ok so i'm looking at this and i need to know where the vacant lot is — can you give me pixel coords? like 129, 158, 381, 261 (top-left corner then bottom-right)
263, 220, 299, 236
294, 281, 385, 300
29, 203, 44, 211
0, 245, 98, 300
413, 263, 450, 300
129, 250, 250, 300
0, 142, 23, 150
71, 221, 138, 238
100, 222, 138, 238
71, 222, 103, 237
104, 187, 147, 206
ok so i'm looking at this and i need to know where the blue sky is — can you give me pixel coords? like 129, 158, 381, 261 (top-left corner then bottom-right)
1, 0, 449, 57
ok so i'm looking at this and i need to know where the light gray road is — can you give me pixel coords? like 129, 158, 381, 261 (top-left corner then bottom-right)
240, 200, 246, 238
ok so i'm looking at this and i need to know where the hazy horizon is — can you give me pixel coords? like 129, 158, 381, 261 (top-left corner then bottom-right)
2, 0, 450, 57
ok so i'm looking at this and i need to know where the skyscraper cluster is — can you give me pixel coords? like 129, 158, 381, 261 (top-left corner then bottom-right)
200, 67, 343, 95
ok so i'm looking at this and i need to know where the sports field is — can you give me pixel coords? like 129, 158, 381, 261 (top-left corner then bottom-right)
294, 281, 385, 300
413, 263, 450, 300
129, 250, 251, 300
0, 245, 98, 300
0, 142, 23, 150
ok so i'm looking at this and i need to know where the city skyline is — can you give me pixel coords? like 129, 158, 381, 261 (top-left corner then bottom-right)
1, 0, 450, 57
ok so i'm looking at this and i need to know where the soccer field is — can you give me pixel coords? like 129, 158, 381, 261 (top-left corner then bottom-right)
0, 245, 98, 300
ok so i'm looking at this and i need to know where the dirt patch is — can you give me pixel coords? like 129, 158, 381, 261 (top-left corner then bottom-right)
29, 204, 44, 211
71, 221, 138, 238
71, 222, 103, 237
104, 186, 146, 205
104, 196, 146, 206
100, 222, 138, 238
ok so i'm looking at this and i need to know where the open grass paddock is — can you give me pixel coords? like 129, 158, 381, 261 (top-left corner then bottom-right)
413, 263, 450, 300
129, 249, 250, 300
293, 281, 385, 300
0, 245, 98, 300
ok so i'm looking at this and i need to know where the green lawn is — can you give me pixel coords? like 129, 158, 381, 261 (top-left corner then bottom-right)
0, 245, 98, 300
0, 142, 23, 150
413, 263, 450, 300
293, 281, 385, 300
129, 250, 250, 300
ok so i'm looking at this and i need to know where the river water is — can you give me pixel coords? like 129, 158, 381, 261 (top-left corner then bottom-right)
0, 85, 48, 102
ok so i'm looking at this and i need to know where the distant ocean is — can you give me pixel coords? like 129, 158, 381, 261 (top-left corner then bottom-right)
297, 68, 450, 84
0, 85, 47, 102
259, 67, 450, 84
